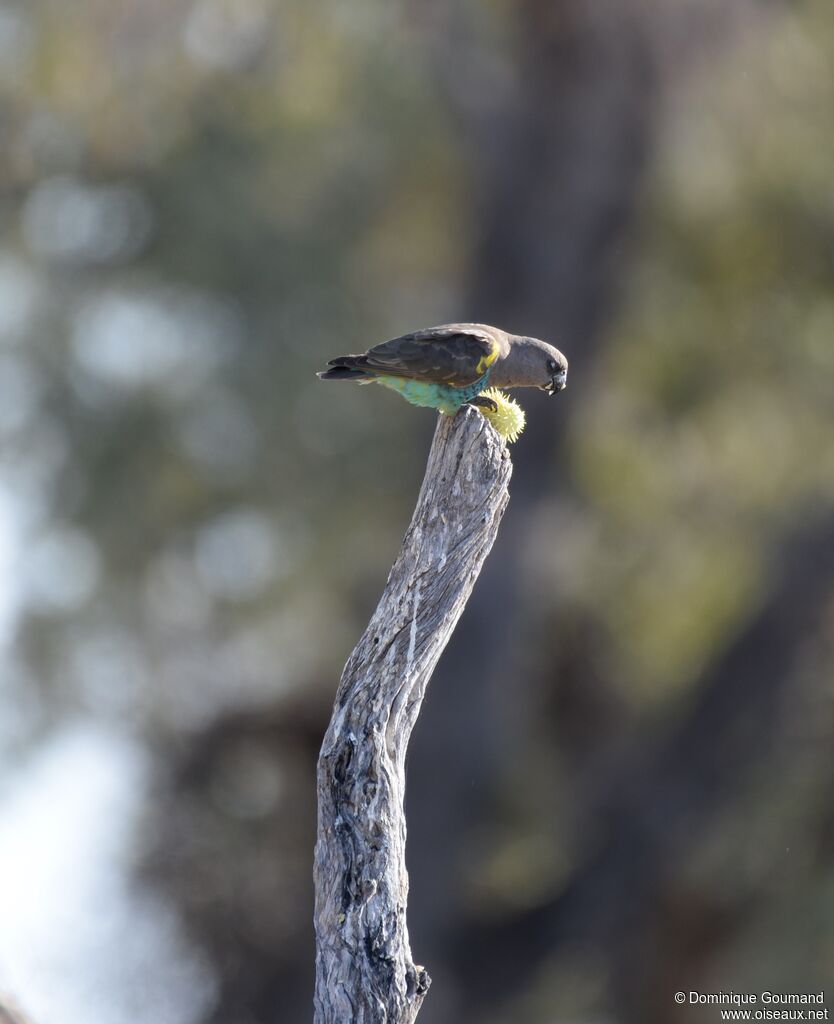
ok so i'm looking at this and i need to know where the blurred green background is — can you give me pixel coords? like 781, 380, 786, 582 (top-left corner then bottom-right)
0, 1, 833, 1022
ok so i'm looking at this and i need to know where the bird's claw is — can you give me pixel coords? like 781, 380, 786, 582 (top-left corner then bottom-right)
469, 395, 499, 413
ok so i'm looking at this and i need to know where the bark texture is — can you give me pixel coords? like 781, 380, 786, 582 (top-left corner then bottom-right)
313, 407, 512, 1023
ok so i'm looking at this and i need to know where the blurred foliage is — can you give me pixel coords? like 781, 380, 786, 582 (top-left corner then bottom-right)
0, 1, 833, 1023
0, 0, 469, 746
570, 7, 834, 695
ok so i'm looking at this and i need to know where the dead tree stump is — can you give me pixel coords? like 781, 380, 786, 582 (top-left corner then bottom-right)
313, 407, 513, 1023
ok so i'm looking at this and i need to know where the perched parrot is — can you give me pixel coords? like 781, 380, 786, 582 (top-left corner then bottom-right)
317, 323, 568, 416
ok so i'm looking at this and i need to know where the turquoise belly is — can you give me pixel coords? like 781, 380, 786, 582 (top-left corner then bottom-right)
374, 371, 492, 415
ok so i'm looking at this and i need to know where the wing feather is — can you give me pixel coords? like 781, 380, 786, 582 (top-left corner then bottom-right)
362, 325, 500, 387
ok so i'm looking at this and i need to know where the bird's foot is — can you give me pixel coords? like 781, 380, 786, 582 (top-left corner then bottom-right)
468, 395, 499, 413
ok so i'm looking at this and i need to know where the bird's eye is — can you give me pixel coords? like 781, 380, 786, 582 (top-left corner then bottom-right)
547, 359, 557, 373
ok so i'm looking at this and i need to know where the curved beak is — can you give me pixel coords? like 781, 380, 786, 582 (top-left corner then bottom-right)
544, 369, 568, 396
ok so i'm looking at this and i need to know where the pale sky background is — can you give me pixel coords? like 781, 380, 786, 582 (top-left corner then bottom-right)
0, 721, 215, 1024
0, 487, 213, 1024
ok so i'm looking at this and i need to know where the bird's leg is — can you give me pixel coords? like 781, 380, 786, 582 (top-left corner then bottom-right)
468, 395, 499, 413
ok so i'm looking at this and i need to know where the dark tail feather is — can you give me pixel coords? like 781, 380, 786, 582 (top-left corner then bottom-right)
317, 355, 374, 381
317, 366, 373, 381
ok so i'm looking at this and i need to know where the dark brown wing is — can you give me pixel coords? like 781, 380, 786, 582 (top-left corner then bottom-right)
361, 325, 501, 387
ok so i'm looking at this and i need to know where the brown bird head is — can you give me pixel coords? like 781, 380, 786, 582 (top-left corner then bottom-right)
491, 335, 568, 395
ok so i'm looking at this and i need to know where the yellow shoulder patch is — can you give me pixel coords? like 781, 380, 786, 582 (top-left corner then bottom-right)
475, 340, 500, 376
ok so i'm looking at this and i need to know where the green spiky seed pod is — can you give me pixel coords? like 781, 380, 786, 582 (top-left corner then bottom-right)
478, 388, 526, 443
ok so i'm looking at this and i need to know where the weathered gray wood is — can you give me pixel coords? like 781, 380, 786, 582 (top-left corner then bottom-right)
313, 407, 513, 1023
